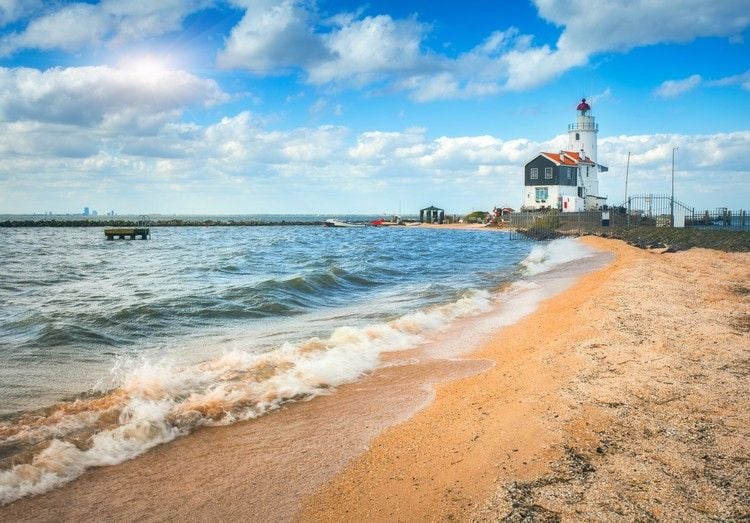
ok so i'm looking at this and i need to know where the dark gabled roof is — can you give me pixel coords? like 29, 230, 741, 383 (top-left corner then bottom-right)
420, 205, 443, 211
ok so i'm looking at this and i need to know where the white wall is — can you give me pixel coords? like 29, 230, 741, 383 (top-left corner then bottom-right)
524, 184, 583, 211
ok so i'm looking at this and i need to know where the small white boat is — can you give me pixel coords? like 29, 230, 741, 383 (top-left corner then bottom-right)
324, 219, 365, 228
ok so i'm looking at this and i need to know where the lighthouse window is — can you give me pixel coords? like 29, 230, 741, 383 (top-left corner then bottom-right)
530, 168, 538, 179
575, 132, 580, 141
535, 187, 548, 202
544, 167, 553, 179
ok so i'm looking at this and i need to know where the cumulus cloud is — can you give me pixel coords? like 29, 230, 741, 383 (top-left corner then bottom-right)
654, 74, 703, 98
307, 14, 429, 86
0, 0, 42, 27
215, 0, 750, 101
597, 131, 750, 206
535, 0, 750, 53
0, 65, 228, 131
0, 0, 212, 55
216, 0, 329, 72
1, 64, 749, 212
493, 0, 750, 91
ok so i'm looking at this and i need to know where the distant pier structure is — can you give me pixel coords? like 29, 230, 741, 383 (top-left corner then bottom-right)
105, 215, 151, 240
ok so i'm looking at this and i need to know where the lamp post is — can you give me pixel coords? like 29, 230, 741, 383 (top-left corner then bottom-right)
671, 146, 678, 227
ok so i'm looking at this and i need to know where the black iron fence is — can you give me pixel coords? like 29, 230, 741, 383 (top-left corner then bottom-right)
510, 195, 749, 238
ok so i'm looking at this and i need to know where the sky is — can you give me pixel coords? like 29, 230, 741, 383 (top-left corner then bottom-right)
0, 0, 749, 215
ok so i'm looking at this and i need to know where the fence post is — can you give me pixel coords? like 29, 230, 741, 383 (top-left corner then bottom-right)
627, 197, 631, 228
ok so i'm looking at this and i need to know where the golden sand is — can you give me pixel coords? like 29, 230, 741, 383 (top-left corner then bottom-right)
301, 237, 750, 521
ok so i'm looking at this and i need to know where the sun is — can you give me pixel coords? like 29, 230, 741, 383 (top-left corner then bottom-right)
119, 55, 170, 80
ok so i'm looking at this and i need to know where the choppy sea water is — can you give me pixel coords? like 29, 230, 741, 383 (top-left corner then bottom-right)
0, 225, 598, 503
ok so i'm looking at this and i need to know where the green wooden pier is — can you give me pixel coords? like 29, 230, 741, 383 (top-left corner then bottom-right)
104, 227, 150, 240
104, 215, 151, 240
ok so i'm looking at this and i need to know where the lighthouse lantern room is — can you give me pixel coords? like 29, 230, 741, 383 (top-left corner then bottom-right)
522, 98, 608, 212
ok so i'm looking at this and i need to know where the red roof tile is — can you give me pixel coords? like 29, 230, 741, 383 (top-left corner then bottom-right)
540, 150, 594, 165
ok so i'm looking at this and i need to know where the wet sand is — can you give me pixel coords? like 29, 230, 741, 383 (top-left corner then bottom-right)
2, 237, 748, 521
303, 237, 750, 521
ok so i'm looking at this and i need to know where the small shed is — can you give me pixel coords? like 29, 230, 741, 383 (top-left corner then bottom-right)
420, 205, 445, 224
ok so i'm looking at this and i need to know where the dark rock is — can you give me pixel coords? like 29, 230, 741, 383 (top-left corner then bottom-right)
662, 244, 688, 253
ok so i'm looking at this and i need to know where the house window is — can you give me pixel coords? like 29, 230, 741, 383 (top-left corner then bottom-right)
530, 167, 538, 179
578, 187, 584, 198
535, 187, 548, 202
544, 167, 553, 179
586, 166, 589, 177
566, 168, 572, 181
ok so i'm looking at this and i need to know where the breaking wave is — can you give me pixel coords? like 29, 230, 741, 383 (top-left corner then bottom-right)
0, 290, 492, 504
521, 237, 595, 276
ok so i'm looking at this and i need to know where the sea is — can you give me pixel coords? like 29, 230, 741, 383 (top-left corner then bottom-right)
0, 221, 604, 504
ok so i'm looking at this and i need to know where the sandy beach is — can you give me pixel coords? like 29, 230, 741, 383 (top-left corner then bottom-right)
1, 236, 748, 521
303, 236, 750, 521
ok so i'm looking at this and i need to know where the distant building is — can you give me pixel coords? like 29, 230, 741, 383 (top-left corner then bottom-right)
83, 207, 90, 216
522, 98, 608, 212
91, 210, 98, 216
420, 205, 445, 224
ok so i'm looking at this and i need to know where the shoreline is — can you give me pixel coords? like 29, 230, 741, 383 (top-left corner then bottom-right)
0, 236, 599, 519
1, 237, 747, 520
301, 236, 750, 521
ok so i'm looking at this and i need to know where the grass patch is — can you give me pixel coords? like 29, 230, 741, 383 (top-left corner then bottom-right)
592, 227, 750, 252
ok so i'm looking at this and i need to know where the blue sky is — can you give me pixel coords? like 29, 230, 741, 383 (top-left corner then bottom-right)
0, 0, 749, 215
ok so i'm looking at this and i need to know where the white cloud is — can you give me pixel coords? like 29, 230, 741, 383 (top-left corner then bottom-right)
216, 0, 750, 101
708, 69, 750, 90
307, 14, 428, 86
308, 98, 327, 117
216, 0, 329, 72
654, 74, 703, 98
2, 79, 749, 212
0, 65, 228, 131
501, 0, 750, 92
536, 0, 750, 54
0, 0, 42, 27
589, 88, 612, 106
0, 0, 212, 55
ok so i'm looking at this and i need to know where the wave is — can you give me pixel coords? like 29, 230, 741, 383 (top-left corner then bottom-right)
0, 237, 598, 504
0, 289, 492, 505
521, 238, 594, 276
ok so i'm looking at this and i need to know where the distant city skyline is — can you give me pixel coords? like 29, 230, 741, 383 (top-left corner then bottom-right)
0, 1, 749, 214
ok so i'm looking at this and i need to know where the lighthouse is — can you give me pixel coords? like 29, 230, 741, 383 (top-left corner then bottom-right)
521, 98, 608, 212
569, 98, 597, 165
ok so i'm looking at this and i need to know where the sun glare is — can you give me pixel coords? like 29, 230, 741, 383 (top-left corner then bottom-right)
119, 55, 170, 80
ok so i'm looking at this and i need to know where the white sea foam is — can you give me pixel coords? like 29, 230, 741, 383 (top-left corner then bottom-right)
521, 238, 594, 276
0, 240, 602, 504
0, 289, 493, 505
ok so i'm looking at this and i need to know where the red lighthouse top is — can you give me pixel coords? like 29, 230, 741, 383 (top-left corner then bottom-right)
577, 98, 591, 111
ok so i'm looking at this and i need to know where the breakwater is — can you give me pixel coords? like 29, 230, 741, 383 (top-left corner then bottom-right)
0, 218, 325, 227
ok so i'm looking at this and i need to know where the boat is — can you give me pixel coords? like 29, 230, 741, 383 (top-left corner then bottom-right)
324, 219, 365, 228
370, 215, 404, 226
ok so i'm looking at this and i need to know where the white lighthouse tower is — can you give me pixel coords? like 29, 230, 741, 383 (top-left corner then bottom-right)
568, 98, 600, 199
568, 98, 597, 163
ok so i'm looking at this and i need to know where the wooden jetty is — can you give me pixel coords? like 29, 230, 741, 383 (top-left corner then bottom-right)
104, 227, 150, 240
105, 215, 150, 240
